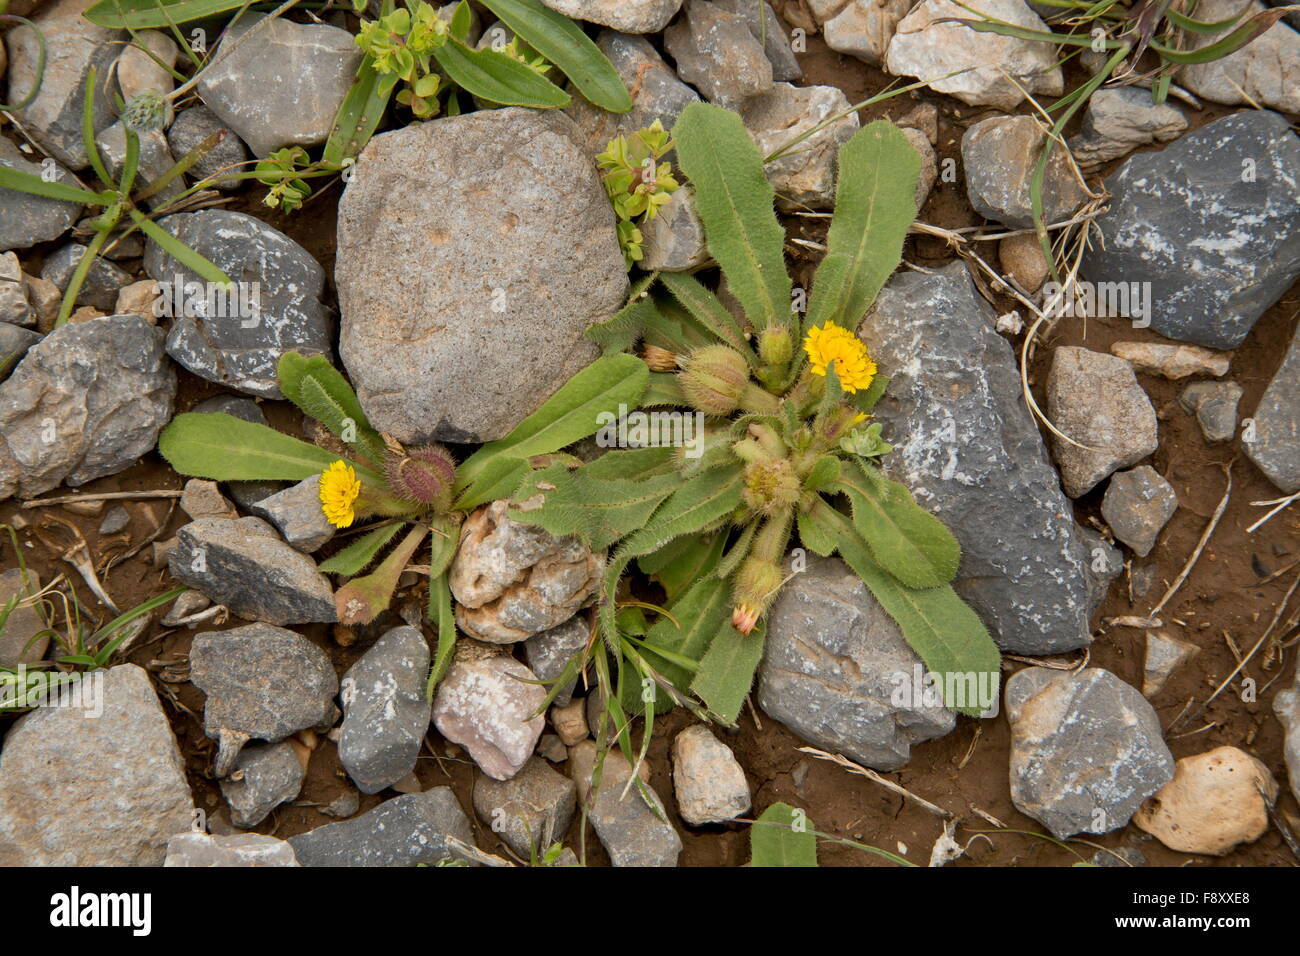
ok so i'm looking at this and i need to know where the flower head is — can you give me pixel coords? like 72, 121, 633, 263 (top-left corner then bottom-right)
803, 321, 877, 393
320, 460, 361, 528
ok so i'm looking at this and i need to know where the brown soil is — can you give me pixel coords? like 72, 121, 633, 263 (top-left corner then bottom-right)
1, 31, 1297, 868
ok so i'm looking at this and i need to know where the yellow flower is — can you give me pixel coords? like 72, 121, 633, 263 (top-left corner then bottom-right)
319, 460, 361, 529
803, 321, 877, 393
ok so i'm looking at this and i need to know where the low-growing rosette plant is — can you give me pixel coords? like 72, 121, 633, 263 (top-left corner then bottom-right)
503, 102, 1002, 742
157, 350, 649, 696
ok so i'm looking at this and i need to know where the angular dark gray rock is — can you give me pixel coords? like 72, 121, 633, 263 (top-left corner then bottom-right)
249, 476, 336, 553
0, 138, 81, 251
664, 0, 774, 108
165, 831, 300, 866
741, 83, 858, 211
580, 747, 681, 866
1005, 666, 1174, 839
1244, 326, 1300, 492
1179, 380, 1243, 444
0, 315, 176, 501
523, 616, 588, 707
472, 756, 577, 857
167, 106, 249, 191
1046, 346, 1158, 498
220, 741, 305, 828
0, 664, 194, 865
338, 626, 431, 794
564, 31, 701, 158
144, 209, 331, 399
169, 516, 336, 625
189, 623, 339, 776
94, 122, 184, 210
759, 556, 958, 770
337, 109, 626, 444
196, 13, 363, 157
287, 789, 476, 866
1100, 466, 1178, 557
714, 0, 802, 80
40, 242, 130, 312
0, 323, 41, 381
859, 263, 1114, 654
1083, 110, 1300, 350
3, 0, 122, 170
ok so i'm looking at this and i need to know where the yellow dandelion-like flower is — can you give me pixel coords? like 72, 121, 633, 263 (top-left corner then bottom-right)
803, 321, 877, 393
320, 460, 361, 529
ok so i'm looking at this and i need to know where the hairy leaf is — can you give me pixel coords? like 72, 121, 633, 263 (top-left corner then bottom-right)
426, 572, 457, 697
158, 413, 364, 482
430, 37, 570, 108
318, 523, 405, 576
805, 121, 920, 335
279, 352, 388, 466
510, 462, 681, 551
658, 271, 753, 358
750, 802, 818, 867
673, 102, 791, 335
690, 620, 764, 725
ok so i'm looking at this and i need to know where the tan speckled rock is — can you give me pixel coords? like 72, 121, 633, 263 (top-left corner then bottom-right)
450, 500, 603, 643
432, 654, 546, 781
1134, 746, 1279, 856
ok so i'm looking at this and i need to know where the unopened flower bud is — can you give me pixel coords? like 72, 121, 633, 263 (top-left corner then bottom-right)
122, 90, 168, 133
642, 344, 680, 372
680, 344, 750, 416
385, 443, 456, 509
758, 327, 792, 367
732, 557, 784, 635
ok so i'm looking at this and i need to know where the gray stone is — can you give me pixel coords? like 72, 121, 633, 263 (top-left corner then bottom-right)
197, 13, 362, 157
189, 623, 339, 775
40, 243, 130, 312
759, 556, 958, 769
180, 478, 237, 520
665, 0, 773, 108
565, 31, 700, 158
810, 0, 912, 67
540, 0, 683, 32
0, 139, 80, 251
337, 109, 625, 445
98, 505, 130, 535
472, 756, 577, 857
639, 187, 709, 273
1090, 846, 1147, 867
523, 616, 589, 707
1006, 666, 1174, 839
1101, 466, 1177, 557
0, 315, 175, 500
1179, 380, 1243, 443
451, 500, 603, 643
715, 0, 802, 79
1142, 631, 1199, 698
742, 82, 859, 210
0, 664, 194, 865
94, 122, 183, 210
1274, 670, 1300, 804
220, 741, 304, 828
859, 263, 1114, 654
169, 517, 336, 625
1244, 327, 1300, 492
167, 106, 249, 191
144, 209, 331, 399
190, 394, 284, 508
1083, 110, 1300, 350
884, 0, 1063, 111
0, 568, 47, 667
0, 323, 41, 380
339, 626, 431, 794
902, 125, 938, 211
1068, 86, 1187, 167
165, 831, 299, 866
1180, 0, 1300, 114
672, 724, 750, 824
249, 476, 335, 553
288, 789, 476, 866
432, 653, 547, 780
962, 115, 1088, 229
161, 589, 210, 626
0, 254, 34, 327
580, 747, 681, 866
1047, 346, 1158, 498
3, 0, 122, 170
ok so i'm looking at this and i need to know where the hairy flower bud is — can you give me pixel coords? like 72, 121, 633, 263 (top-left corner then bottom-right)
122, 90, 168, 133
758, 327, 792, 367
680, 344, 750, 416
642, 344, 680, 372
742, 459, 800, 515
385, 443, 456, 509
732, 557, 784, 635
